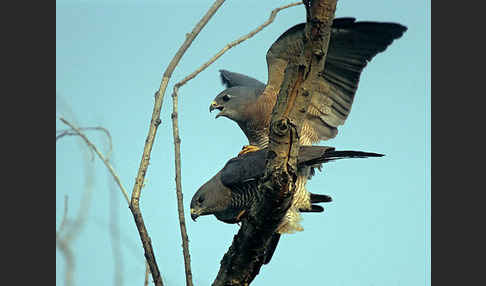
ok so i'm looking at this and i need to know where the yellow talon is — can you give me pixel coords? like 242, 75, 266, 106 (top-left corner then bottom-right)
236, 209, 246, 221
238, 145, 260, 156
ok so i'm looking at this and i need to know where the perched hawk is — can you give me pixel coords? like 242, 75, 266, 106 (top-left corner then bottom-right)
191, 146, 383, 263
209, 18, 406, 233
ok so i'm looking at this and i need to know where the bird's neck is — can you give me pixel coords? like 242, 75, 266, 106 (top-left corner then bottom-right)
242, 85, 277, 148
237, 121, 269, 149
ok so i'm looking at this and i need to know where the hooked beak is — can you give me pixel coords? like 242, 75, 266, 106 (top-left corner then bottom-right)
190, 208, 200, 221
209, 101, 224, 118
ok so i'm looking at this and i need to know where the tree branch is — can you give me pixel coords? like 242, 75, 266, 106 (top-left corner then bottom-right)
59, 195, 69, 233
174, 1, 302, 89
59, 118, 130, 205
56, 195, 74, 286
58, 118, 129, 285
56, 233, 75, 286
169, 4, 302, 281
56, 127, 112, 155
56, 126, 97, 286
171, 86, 193, 286
129, 1, 226, 285
212, 1, 337, 285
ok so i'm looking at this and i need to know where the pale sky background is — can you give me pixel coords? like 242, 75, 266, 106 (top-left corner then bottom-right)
56, 0, 430, 285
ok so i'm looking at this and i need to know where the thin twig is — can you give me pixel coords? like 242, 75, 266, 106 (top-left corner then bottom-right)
175, 1, 303, 89
169, 4, 301, 282
57, 126, 113, 161
129, 1, 226, 285
171, 86, 193, 286
165, 3, 300, 285
57, 195, 74, 286
57, 234, 75, 286
59, 195, 69, 232
56, 130, 96, 286
57, 127, 112, 149
63, 138, 95, 244
59, 118, 130, 205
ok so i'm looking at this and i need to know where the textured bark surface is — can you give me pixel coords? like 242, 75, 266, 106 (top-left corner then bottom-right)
212, 1, 337, 285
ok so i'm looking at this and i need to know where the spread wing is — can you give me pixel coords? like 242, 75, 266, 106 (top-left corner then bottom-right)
265, 18, 407, 143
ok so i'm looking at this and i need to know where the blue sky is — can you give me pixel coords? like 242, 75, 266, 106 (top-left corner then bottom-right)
56, 0, 430, 285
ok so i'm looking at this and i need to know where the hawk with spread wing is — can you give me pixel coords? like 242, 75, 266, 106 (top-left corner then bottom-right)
208, 18, 406, 233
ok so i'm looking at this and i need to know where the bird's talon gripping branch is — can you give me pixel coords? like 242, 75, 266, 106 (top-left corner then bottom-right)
238, 145, 261, 156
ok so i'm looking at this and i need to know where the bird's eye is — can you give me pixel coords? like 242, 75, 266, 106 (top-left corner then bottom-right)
197, 196, 204, 204
222, 94, 231, 102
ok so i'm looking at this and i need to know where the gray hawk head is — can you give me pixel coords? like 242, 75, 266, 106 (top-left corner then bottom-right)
190, 171, 234, 222
209, 86, 261, 124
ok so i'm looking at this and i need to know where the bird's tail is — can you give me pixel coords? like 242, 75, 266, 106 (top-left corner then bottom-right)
304, 150, 384, 166
298, 193, 332, 213
310, 193, 332, 203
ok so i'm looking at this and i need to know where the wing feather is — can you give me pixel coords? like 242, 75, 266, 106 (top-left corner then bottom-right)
266, 18, 407, 143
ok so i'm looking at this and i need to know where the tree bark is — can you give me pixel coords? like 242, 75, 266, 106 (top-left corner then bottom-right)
212, 1, 338, 285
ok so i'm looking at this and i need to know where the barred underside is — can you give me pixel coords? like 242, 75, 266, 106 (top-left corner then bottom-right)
276, 174, 312, 234
276, 133, 315, 234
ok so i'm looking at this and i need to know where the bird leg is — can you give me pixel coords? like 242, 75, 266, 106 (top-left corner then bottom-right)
235, 210, 247, 226
236, 209, 246, 221
238, 145, 261, 156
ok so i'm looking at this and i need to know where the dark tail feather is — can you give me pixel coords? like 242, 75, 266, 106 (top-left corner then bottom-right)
310, 193, 332, 203
304, 150, 384, 166
300, 193, 332, 213
264, 233, 281, 264
300, 205, 325, 213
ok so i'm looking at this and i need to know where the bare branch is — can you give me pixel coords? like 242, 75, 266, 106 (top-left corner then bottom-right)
59, 118, 130, 205
129, 1, 226, 285
56, 126, 114, 171
56, 126, 113, 155
168, 5, 302, 281
57, 126, 113, 163
212, 1, 338, 284
175, 1, 303, 89
59, 195, 69, 233
57, 234, 75, 286
57, 195, 73, 286
170, 86, 193, 286
57, 126, 96, 286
